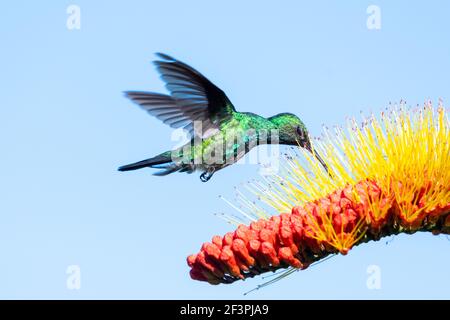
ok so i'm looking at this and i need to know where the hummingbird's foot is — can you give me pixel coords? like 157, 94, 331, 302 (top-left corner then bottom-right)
200, 168, 216, 182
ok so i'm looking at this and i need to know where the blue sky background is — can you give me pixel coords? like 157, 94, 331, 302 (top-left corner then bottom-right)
0, 1, 449, 299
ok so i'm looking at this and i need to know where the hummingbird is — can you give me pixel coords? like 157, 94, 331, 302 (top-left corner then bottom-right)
119, 53, 328, 182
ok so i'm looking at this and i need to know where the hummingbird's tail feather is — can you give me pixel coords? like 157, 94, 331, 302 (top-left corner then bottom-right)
118, 152, 173, 172
152, 164, 182, 176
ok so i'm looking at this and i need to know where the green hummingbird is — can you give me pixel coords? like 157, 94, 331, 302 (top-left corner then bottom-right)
119, 53, 328, 182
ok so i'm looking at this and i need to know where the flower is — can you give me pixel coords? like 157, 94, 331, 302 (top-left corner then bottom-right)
187, 103, 450, 284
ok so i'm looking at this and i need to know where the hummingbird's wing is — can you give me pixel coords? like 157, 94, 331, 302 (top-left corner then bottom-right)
125, 53, 236, 138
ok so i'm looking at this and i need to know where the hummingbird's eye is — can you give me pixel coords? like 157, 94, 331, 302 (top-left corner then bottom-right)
296, 126, 305, 140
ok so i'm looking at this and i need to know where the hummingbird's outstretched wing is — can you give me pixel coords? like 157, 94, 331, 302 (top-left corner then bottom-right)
125, 53, 236, 138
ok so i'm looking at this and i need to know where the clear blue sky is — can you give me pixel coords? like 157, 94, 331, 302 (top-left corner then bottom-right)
1, 1, 449, 299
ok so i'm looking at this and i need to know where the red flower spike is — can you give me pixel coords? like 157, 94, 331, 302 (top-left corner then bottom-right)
188, 181, 449, 285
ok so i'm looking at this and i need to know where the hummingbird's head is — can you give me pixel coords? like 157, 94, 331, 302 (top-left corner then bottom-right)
268, 113, 310, 148
268, 113, 329, 173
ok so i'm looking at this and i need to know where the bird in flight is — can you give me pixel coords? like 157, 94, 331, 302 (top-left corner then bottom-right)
119, 53, 328, 182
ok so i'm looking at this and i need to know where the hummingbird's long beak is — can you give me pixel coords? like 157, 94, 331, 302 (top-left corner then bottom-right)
304, 144, 330, 175
312, 150, 329, 174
